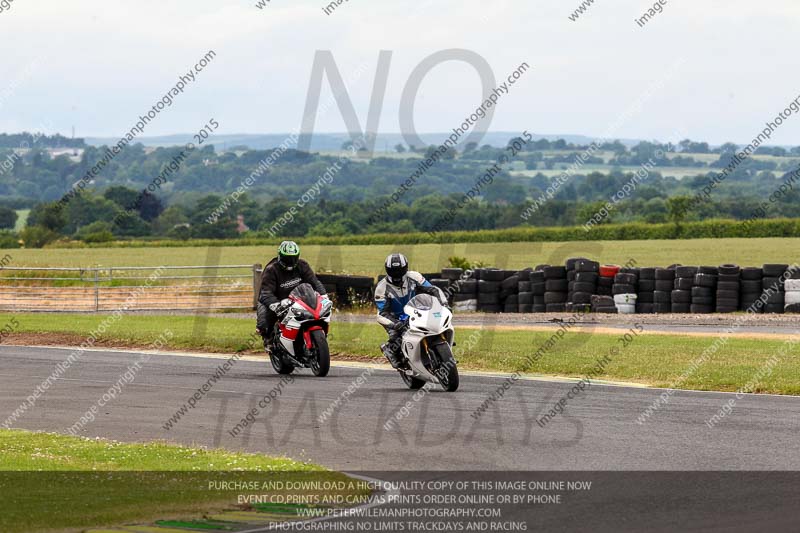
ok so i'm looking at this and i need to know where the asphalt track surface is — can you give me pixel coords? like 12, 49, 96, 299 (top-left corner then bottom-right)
3, 345, 800, 531
1, 345, 799, 471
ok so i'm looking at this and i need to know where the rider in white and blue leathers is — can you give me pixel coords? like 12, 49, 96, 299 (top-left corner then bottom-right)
375, 253, 444, 368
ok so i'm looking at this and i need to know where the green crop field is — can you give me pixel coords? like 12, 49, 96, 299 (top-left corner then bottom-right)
3, 238, 799, 276
511, 166, 710, 179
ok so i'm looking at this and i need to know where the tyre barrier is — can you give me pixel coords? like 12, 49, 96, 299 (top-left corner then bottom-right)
317, 274, 374, 308
543, 262, 568, 313
564, 257, 597, 313
477, 261, 796, 314
325, 260, 799, 314
637, 267, 655, 314
784, 278, 800, 313
672, 266, 696, 314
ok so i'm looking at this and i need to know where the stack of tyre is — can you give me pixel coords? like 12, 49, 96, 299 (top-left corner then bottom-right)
612, 269, 638, 314
715, 264, 741, 313
321, 274, 375, 307
785, 269, 800, 313
762, 264, 788, 314
636, 267, 656, 314
429, 276, 453, 304
564, 258, 580, 311
316, 274, 340, 302
591, 294, 617, 313
477, 268, 504, 313
654, 268, 675, 313
529, 270, 547, 313
597, 265, 618, 297
543, 265, 568, 313
517, 269, 534, 313
445, 268, 479, 313
691, 266, 718, 314
500, 270, 522, 313
739, 267, 763, 312
567, 258, 599, 313
671, 266, 697, 314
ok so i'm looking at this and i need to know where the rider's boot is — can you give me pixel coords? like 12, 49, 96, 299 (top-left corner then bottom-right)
256, 327, 269, 352
381, 342, 404, 369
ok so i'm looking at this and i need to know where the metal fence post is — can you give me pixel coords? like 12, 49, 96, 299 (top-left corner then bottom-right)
252, 264, 262, 310
93, 269, 99, 311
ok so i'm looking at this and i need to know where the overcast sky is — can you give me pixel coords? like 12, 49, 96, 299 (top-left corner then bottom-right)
1, 0, 798, 146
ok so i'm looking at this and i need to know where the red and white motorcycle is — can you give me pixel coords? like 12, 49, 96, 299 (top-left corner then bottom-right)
268, 283, 332, 377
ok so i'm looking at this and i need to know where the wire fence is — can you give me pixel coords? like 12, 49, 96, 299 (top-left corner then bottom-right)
0, 265, 261, 312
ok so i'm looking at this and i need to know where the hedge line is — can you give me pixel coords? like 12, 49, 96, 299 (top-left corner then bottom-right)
37, 217, 800, 249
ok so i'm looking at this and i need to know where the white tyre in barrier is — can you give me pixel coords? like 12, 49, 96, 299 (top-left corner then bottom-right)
784, 279, 800, 292
784, 291, 800, 306
614, 293, 638, 305
616, 303, 636, 314
454, 300, 478, 312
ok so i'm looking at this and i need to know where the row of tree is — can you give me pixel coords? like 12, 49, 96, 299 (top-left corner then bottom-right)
8, 163, 798, 247
4, 135, 800, 207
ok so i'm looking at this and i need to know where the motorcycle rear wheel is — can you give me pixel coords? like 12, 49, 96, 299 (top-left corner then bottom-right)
400, 371, 426, 390
269, 349, 295, 375
309, 329, 330, 377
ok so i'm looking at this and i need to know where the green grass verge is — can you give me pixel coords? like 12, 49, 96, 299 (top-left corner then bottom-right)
0, 429, 365, 533
4, 237, 800, 276
0, 429, 313, 471
3, 312, 799, 395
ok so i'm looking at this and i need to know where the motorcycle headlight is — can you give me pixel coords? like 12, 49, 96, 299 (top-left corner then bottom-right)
292, 308, 313, 320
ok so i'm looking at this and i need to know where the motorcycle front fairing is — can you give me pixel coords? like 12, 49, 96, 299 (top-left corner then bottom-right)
401, 294, 455, 380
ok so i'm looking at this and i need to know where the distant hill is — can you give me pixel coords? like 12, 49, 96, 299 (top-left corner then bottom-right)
84, 132, 647, 152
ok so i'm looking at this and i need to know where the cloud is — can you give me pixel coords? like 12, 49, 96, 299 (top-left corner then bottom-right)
0, 0, 798, 144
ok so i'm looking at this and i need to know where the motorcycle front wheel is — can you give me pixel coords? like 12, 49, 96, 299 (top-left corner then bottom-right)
431, 342, 459, 392
309, 329, 330, 377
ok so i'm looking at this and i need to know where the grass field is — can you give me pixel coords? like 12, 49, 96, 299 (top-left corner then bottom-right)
0, 429, 364, 533
4, 238, 800, 276
13, 209, 28, 232
3, 312, 799, 394
510, 166, 709, 180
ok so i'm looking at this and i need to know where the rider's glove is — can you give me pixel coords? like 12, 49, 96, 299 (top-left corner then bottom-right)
392, 320, 407, 332
269, 299, 292, 313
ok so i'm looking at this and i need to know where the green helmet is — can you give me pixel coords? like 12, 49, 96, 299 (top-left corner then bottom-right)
278, 241, 300, 270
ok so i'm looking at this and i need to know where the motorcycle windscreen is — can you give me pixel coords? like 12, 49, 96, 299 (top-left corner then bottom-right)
290, 283, 319, 308
407, 293, 440, 311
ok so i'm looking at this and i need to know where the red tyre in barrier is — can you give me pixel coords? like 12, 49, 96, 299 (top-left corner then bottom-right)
599, 265, 620, 278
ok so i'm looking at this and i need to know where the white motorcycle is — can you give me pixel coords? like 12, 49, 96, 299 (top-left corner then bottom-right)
396, 292, 459, 392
